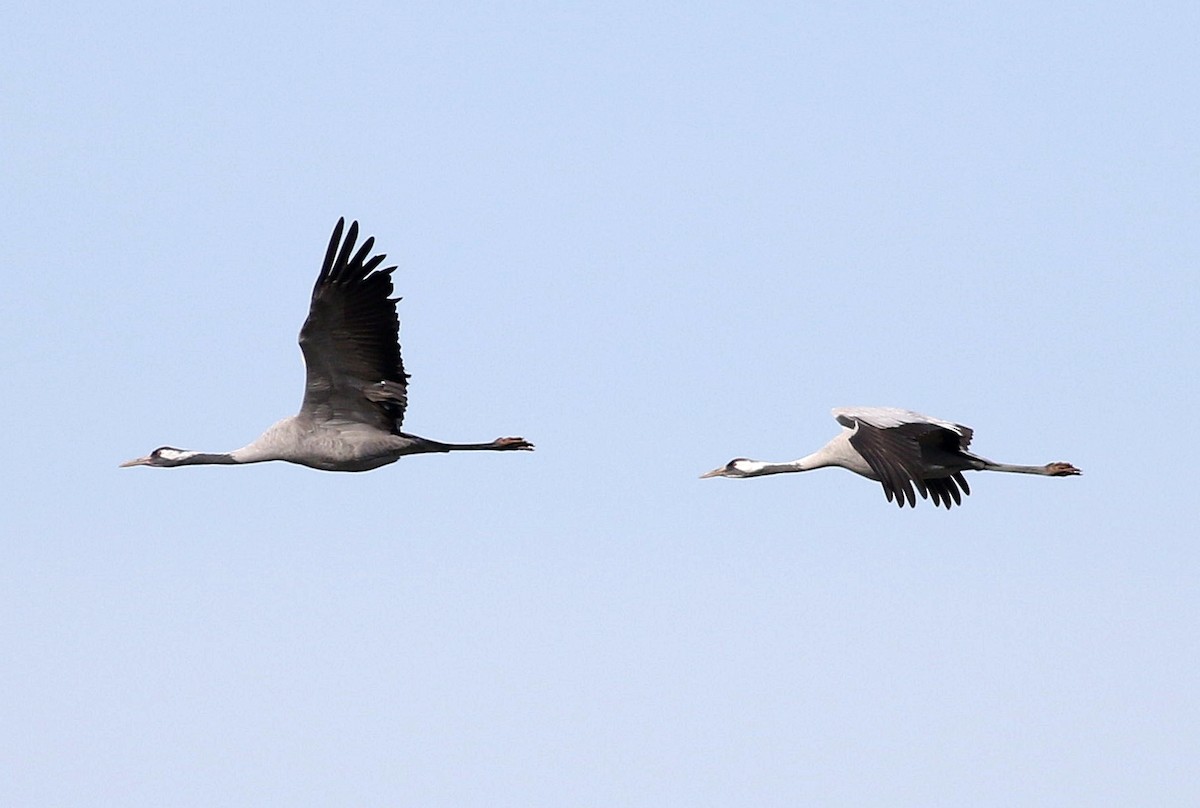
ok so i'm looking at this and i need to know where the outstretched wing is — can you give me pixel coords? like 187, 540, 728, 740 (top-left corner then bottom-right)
298, 219, 408, 432
834, 408, 973, 508
833, 407, 973, 448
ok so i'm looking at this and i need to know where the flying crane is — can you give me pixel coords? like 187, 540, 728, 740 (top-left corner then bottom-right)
121, 219, 533, 472
701, 407, 1079, 509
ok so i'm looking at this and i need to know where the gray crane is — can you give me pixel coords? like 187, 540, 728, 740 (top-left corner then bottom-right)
700, 407, 1079, 509
121, 219, 533, 472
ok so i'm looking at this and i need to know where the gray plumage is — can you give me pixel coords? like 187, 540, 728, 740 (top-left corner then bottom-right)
701, 407, 1080, 509
121, 219, 533, 472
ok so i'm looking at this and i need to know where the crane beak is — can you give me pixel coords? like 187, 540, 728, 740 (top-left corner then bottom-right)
119, 455, 151, 468
700, 466, 727, 479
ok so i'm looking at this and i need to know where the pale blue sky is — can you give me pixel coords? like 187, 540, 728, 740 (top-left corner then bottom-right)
3, 2, 1198, 805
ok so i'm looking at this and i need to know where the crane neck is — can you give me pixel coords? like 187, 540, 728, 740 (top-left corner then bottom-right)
174, 451, 241, 466
739, 455, 824, 477
743, 442, 853, 477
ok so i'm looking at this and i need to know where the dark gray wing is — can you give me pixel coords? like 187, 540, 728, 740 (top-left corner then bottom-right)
298, 218, 408, 432
834, 408, 976, 509
843, 419, 930, 508
834, 407, 974, 450
923, 473, 970, 510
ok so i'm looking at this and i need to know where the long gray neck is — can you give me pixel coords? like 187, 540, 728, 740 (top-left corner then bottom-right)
172, 451, 241, 466
739, 439, 859, 477
742, 454, 824, 476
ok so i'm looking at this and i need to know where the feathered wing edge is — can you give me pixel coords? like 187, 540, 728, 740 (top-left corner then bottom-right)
922, 472, 970, 509
839, 414, 973, 509
299, 218, 409, 432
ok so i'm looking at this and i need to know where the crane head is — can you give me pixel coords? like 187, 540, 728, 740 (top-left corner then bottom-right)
700, 458, 757, 479
119, 446, 192, 467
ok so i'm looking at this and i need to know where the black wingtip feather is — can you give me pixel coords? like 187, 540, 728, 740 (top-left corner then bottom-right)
318, 218, 346, 287
351, 236, 376, 272
330, 221, 359, 284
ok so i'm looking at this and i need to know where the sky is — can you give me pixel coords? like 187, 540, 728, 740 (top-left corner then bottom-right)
3, 1, 1198, 805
